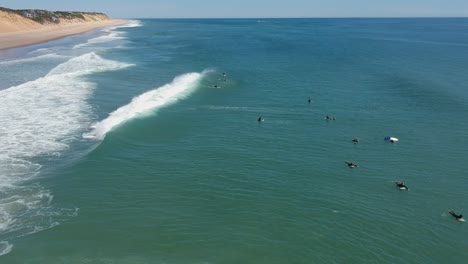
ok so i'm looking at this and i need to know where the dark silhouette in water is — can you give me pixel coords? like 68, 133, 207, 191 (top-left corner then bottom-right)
352, 138, 359, 144
345, 161, 358, 168
395, 181, 409, 190
449, 210, 464, 222
257, 116, 264, 122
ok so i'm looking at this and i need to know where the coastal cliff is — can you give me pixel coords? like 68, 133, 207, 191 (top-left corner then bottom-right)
0, 7, 112, 33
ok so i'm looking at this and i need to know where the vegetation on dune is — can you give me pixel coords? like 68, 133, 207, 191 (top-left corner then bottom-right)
0, 7, 108, 24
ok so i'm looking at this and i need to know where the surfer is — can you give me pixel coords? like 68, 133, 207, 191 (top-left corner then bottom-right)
257, 116, 264, 122
395, 181, 408, 190
449, 210, 464, 222
352, 138, 359, 144
212, 85, 220, 88
345, 161, 358, 168
325, 116, 336, 120
308, 98, 312, 103
385, 136, 398, 143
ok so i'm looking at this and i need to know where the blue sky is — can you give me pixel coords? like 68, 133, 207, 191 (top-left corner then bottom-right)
2, 0, 468, 18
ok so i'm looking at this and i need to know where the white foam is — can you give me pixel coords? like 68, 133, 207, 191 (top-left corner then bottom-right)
72, 20, 142, 49
28, 47, 54, 54
101, 20, 142, 31
47, 52, 132, 77
0, 241, 13, 256
0, 53, 132, 166
0, 53, 68, 65
0, 52, 133, 255
119, 20, 143, 28
83, 71, 206, 140
73, 31, 126, 49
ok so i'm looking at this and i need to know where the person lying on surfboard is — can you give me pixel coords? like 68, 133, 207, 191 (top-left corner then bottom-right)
449, 210, 464, 222
395, 181, 409, 190
345, 161, 358, 168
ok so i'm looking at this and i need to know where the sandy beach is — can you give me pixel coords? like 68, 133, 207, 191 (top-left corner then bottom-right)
0, 19, 128, 50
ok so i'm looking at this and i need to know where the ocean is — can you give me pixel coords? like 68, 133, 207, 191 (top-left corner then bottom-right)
0, 18, 468, 263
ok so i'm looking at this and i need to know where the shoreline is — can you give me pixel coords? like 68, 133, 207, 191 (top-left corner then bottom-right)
0, 19, 128, 50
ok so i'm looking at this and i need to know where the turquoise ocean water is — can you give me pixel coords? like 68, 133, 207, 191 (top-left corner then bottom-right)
1, 18, 468, 263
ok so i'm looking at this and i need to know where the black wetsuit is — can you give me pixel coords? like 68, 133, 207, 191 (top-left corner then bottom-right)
396, 182, 408, 190
345, 161, 358, 168
449, 210, 463, 220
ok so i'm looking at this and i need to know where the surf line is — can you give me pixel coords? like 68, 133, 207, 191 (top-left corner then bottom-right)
83, 71, 208, 140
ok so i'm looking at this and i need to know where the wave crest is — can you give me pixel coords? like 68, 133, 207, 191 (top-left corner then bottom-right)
83, 71, 205, 140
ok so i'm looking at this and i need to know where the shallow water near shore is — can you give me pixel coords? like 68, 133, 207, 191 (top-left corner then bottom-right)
0, 18, 468, 263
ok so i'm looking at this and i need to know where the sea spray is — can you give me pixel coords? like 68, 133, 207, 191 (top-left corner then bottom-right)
73, 20, 142, 49
83, 71, 207, 140
0, 52, 133, 256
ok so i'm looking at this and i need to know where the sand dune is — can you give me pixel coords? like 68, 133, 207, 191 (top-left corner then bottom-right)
0, 9, 43, 32
0, 9, 128, 50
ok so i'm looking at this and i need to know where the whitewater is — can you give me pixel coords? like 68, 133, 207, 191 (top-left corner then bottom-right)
0, 22, 136, 256
2, 18, 468, 264
83, 71, 208, 140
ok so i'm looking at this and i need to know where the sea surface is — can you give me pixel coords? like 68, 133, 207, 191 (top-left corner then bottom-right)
0, 18, 468, 263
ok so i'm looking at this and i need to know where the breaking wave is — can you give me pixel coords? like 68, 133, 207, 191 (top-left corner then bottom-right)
83, 70, 208, 140
0, 52, 133, 256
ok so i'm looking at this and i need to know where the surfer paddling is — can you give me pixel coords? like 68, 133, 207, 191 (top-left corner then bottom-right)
345, 161, 358, 168
395, 181, 409, 190
449, 210, 465, 222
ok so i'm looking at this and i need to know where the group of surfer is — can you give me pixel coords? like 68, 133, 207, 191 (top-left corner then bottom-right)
314, 99, 464, 223
345, 157, 464, 222
255, 95, 464, 223
345, 147, 463, 222
210, 73, 228, 89
347, 137, 463, 222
